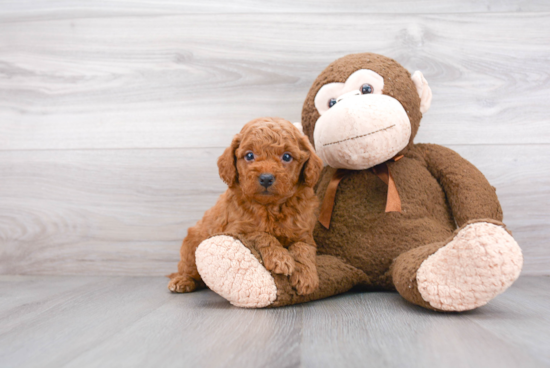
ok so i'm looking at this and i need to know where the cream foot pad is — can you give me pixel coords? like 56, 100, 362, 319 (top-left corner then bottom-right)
417, 222, 523, 311
195, 235, 277, 308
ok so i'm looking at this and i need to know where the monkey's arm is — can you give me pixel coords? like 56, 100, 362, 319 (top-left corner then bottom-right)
415, 143, 503, 227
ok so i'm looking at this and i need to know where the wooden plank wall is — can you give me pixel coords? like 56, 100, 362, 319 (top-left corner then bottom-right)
1, 1, 549, 276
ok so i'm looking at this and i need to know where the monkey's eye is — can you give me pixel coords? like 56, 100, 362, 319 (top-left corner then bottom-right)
328, 98, 337, 108
361, 83, 373, 94
281, 153, 293, 163
245, 152, 255, 162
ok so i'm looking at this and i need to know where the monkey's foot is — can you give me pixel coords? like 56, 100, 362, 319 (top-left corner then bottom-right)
417, 222, 523, 311
195, 235, 277, 308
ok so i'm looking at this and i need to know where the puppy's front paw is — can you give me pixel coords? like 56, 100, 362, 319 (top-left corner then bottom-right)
290, 264, 319, 295
167, 274, 198, 293
262, 247, 295, 276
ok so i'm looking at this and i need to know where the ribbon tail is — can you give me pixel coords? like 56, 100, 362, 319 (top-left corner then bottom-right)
372, 162, 402, 213
318, 169, 347, 229
385, 167, 402, 213
318, 202, 332, 229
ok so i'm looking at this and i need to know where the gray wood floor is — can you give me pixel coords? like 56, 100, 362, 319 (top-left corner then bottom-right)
0, 275, 548, 368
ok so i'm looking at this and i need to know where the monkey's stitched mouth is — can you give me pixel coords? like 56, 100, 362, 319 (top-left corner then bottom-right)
323, 124, 396, 147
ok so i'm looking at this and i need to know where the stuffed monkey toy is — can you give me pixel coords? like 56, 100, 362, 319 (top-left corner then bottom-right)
194, 53, 523, 311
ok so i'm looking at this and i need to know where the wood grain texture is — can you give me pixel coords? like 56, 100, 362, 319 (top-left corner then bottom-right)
465, 276, 550, 364
0, 148, 225, 276
1, 0, 549, 21
1, 12, 550, 150
300, 289, 547, 368
0, 4, 548, 277
0, 145, 548, 276
0, 275, 548, 367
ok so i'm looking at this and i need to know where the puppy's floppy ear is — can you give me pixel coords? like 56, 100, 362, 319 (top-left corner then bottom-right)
218, 134, 241, 187
299, 135, 324, 187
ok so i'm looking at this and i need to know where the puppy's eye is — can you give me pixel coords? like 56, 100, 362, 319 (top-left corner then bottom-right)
361, 83, 373, 94
328, 98, 337, 108
281, 153, 293, 162
245, 152, 255, 161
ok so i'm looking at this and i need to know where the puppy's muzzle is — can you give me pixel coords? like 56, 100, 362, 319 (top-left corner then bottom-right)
259, 173, 275, 188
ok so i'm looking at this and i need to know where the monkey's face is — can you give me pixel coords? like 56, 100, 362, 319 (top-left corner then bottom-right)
313, 69, 412, 170
303, 53, 432, 171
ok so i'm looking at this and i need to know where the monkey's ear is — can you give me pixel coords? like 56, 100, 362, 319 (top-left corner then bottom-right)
292, 122, 304, 135
411, 71, 432, 114
300, 136, 324, 187
217, 134, 241, 187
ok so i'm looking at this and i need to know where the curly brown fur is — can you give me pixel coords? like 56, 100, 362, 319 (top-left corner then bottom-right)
168, 117, 323, 295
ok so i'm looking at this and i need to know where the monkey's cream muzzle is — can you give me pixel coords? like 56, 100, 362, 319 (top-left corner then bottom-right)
313, 94, 411, 170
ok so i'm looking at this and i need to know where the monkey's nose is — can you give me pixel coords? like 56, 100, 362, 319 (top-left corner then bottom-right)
259, 173, 275, 188
336, 90, 361, 103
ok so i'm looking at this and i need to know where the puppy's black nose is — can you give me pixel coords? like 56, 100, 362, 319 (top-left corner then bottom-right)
259, 173, 275, 188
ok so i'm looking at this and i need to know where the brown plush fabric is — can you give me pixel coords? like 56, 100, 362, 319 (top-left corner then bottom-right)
196, 53, 517, 311
270, 255, 370, 308
313, 147, 460, 288
226, 233, 370, 307
391, 241, 448, 311
391, 218, 508, 311
415, 144, 503, 226
255, 138, 506, 307
282, 53, 507, 309
262, 140, 506, 307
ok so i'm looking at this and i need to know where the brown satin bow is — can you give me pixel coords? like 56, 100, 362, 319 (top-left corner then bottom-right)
318, 155, 403, 229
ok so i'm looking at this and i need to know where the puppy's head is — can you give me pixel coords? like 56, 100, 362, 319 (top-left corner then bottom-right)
218, 117, 323, 204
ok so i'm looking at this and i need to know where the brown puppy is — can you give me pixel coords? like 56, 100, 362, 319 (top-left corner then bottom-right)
168, 117, 324, 295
